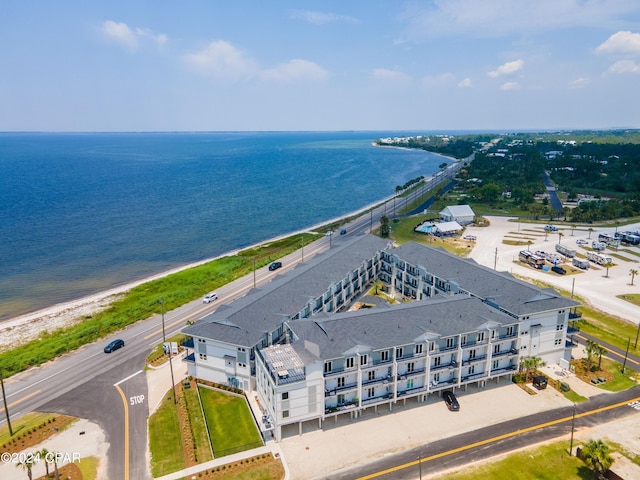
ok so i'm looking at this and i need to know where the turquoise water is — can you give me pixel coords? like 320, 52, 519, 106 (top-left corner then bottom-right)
0, 131, 448, 319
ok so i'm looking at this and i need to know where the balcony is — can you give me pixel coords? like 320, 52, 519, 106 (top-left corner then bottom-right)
397, 385, 428, 397
492, 348, 519, 358
428, 378, 457, 391
361, 393, 393, 406
431, 360, 458, 372
397, 368, 426, 380
324, 382, 358, 396
491, 364, 518, 374
363, 374, 393, 386
461, 371, 488, 382
462, 355, 487, 366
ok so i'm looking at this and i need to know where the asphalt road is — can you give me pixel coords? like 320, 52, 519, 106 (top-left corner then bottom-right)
333, 386, 640, 480
0, 229, 348, 479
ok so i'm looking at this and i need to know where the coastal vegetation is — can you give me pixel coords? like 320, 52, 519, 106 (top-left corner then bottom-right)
0, 232, 320, 378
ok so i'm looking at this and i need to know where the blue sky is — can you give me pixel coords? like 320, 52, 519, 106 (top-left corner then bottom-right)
2, 1, 639, 131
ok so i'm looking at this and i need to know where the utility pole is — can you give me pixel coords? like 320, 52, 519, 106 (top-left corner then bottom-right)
301, 238, 304, 263
1, 369, 13, 436
622, 337, 630, 374
370, 210, 373, 234
253, 258, 256, 288
635, 321, 640, 350
493, 248, 498, 270
160, 298, 177, 404
569, 403, 576, 455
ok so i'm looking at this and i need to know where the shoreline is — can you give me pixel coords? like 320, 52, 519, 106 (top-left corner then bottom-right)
0, 170, 444, 349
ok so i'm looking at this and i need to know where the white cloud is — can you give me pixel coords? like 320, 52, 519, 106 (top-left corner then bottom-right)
500, 82, 520, 90
421, 72, 455, 88
261, 59, 329, 82
458, 78, 473, 88
569, 77, 590, 88
607, 59, 640, 74
488, 59, 524, 77
101, 21, 167, 51
183, 40, 259, 81
101, 21, 138, 50
595, 31, 640, 56
290, 10, 359, 25
398, 0, 639, 40
372, 68, 412, 84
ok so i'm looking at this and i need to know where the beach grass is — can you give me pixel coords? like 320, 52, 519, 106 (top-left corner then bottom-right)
0, 232, 320, 378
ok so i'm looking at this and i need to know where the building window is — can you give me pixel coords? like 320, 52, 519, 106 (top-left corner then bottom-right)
360, 355, 368, 366
282, 392, 289, 400
507, 326, 515, 336
492, 360, 499, 369
381, 350, 389, 362
446, 338, 455, 349
283, 410, 289, 418
337, 377, 345, 387
434, 357, 441, 367
429, 342, 435, 351
415, 344, 423, 354
368, 371, 375, 381
461, 335, 467, 345
407, 379, 414, 389
367, 387, 374, 398
407, 362, 415, 373
477, 332, 485, 342
433, 373, 440, 383
199, 353, 207, 360
468, 365, 475, 375
324, 361, 332, 373
396, 347, 403, 359
469, 349, 476, 360
346, 357, 355, 368
337, 394, 345, 405
493, 344, 500, 354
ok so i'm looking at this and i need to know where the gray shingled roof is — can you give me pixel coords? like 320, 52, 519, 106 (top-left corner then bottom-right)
392, 243, 580, 315
289, 296, 514, 361
183, 234, 392, 346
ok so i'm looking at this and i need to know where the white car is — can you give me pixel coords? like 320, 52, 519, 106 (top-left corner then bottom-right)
576, 239, 588, 245
202, 292, 218, 303
463, 235, 477, 241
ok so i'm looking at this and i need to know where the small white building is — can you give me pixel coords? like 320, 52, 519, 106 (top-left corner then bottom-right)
439, 205, 475, 225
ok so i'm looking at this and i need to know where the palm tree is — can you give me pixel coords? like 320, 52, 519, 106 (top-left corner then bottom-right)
596, 344, 607, 370
16, 455, 34, 480
588, 227, 594, 239
39, 448, 51, 479
520, 356, 544, 381
585, 340, 598, 371
558, 232, 564, 244
603, 261, 614, 278
581, 439, 613, 479
571, 224, 576, 236
630, 268, 638, 286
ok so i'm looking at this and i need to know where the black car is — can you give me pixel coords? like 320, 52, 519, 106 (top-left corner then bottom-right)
104, 339, 125, 353
268, 261, 282, 271
532, 375, 548, 390
339, 229, 347, 235
443, 390, 460, 411
551, 265, 566, 275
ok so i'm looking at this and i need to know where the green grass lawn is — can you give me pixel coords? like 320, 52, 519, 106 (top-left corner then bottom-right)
184, 385, 213, 463
199, 386, 263, 457
440, 441, 598, 479
148, 394, 186, 477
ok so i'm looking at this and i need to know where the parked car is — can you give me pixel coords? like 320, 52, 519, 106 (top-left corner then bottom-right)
202, 292, 218, 303
268, 261, 282, 271
104, 339, 125, 353
532, 375, 548, 390
551, 265, 567, 275
544, 225, 557, 232
463, 234, 477, 241
576, 239, 588, 245
442, 390, 460, 411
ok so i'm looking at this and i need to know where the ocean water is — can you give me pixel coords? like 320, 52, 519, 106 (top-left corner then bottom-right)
0, 131, 448, 320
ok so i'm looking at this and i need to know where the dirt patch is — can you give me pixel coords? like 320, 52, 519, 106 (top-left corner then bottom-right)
34, 461, 81, 480
1, 415, 77, 454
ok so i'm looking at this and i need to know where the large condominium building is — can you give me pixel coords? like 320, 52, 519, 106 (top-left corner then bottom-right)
182, 234, 579, 441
